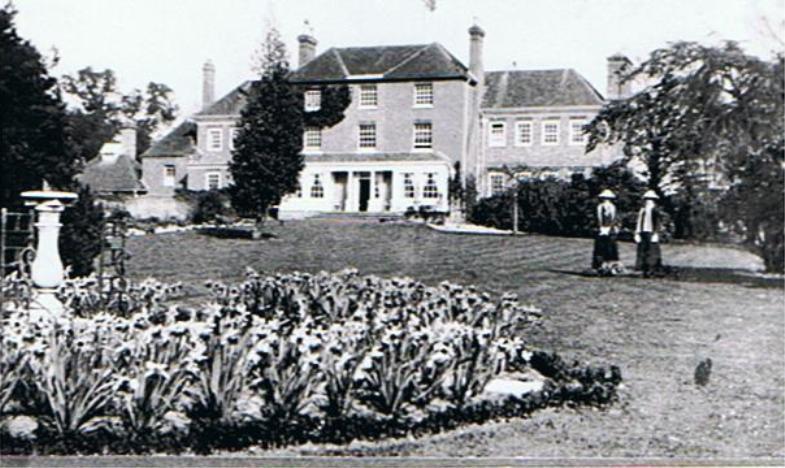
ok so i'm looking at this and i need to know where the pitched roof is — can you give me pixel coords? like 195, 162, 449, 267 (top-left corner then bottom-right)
77, 154, 145, 194
141, 121, 197, 158
482, 69, 604, 108
305, 151, 451, 163
289, 43, 471, 83
196, 81, 253, 116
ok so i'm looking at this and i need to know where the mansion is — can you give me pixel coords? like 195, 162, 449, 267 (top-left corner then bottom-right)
141, 25, 630, 218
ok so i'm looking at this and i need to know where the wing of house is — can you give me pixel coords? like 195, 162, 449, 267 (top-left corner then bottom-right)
140, 25, 630, 213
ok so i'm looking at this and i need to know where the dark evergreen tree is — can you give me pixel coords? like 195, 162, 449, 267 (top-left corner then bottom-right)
230, 27, 350, 221
0, 4, 78, 208
230, 27, 303, 220
0, 5, 103, 276
60, 186, 105, 277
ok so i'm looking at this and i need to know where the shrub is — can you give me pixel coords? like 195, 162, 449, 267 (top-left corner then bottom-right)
469, 163, 677, 240
60, 186, 105, 277
190, 190, 234, 225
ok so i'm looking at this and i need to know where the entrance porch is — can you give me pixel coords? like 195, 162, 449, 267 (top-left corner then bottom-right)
278, 156, 451, 219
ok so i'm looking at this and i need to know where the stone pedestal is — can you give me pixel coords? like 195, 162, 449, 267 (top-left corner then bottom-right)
20, 190, 77, 320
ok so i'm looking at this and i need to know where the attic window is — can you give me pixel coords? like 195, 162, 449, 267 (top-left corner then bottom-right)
414, 82, 434, 107
304, 90, 321, 111
359, 84, 378, 108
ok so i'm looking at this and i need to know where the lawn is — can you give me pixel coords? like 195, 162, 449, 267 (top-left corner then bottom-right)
125, 219, 784, 460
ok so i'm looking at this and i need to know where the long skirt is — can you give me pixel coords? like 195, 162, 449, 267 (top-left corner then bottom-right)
635, 232, 662, 274
592, 234, 619, 269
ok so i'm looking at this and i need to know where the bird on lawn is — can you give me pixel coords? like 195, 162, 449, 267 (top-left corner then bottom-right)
694, 358, 712, 386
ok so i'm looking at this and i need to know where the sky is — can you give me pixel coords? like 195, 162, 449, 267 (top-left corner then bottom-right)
11, 0, 785, 116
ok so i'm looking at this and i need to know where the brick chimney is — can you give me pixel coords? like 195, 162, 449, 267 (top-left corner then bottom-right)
298, 34, 317, 69
606, 54, 632, 100
468, 24, 485, 85
202, 59, 215, 110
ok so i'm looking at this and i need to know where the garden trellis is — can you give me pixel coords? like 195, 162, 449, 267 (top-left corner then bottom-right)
0, 207, 36, 312
97, 216, 132, 315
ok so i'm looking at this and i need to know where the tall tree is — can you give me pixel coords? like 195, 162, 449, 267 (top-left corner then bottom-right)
61, 68, 178, 159
230, 26, 303, 221
0, 4, 104, 276
0, 4, 79, 208
586, 41, 784, 270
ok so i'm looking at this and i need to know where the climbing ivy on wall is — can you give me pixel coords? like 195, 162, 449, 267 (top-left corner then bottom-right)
299, 84, 351, 129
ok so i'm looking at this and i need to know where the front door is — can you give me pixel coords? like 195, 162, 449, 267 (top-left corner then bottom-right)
358, 178, 371, 212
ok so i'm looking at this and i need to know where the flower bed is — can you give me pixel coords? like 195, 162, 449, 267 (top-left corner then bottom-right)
0, 269, 621, 455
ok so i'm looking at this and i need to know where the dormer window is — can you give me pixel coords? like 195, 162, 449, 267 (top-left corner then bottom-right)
304, 90, 321, 111
359, 84, 378, 108
414, 82, 433, 107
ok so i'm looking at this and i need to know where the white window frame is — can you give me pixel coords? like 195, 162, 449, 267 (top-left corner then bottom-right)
515, 121, 533, 147
569, 119, 588, 146
207, 128, 223, 151
358, 122, 377, 150
304, 89, 322, 112
422, 173, 439, 199
310, 173, 324, 198
413, 121, 433, 150
413, 82, 434, 107
489, 121, 506, 147
205, 171, 222, 190
541, 120, 560, 146
229, 128, 239, 150
303, 127, 322, 152
403, 173, 415, 199
162, 165, 176, 187
358, 84, 378, 108
489, 173, 505, 196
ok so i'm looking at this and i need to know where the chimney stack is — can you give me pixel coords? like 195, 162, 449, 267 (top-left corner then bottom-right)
468, 24, 485, 85
606, 54, 632, 100
119, 124, 137, 159
202, 59, 215, 110
298, 34, 318, 69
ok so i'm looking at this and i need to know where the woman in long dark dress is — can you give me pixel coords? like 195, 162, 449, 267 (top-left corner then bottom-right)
592, 189, 620, 272
634, 190, 664, 277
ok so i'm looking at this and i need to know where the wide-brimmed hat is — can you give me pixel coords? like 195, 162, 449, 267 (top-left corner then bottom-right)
643, 190, 660, 200
598, 189, 616, 199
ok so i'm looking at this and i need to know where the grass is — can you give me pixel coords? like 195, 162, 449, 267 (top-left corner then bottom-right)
125, 219, 784, 460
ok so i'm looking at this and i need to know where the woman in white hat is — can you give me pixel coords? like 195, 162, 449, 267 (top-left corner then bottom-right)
592, 189, 620, 272
635, 190, 664, 277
